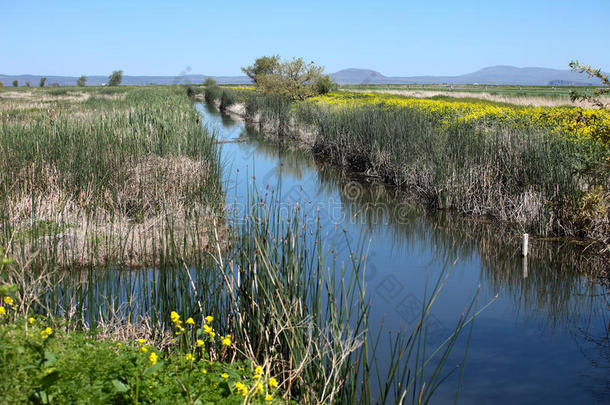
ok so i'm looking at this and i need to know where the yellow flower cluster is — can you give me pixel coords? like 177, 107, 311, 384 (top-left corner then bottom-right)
308, 92, 610, 147
40, 327, 52, 339
228, 364, 279, 401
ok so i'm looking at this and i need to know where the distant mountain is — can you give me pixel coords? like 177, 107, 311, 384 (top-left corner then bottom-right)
330, 69, 389, 84
0, 74, 251, 87
331, 66, 603, 86
0, 66, 603, 87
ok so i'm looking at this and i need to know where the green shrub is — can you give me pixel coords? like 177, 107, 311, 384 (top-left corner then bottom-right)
220, 90, 236, 111
203, 77, 217, 87
204, 85, 221, 103
315, 75, 337, 95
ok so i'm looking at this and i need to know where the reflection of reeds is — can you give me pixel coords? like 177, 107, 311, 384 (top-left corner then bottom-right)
328, 169, 608, 327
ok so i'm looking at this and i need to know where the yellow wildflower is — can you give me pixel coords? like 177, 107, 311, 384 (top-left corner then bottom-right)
254, 365, 263, 378
40, 327, 52, 339
265, 394, 273, 402
201, 369, 207, 374
137, 338, 146, 345
149, 352, 158, 365
268, 377, 278, 388
170, 311, 180, 323
3, 296, 14, 307
140, 345, 148, 353
185, 353, 193, 361
185, 317, 195, 325
220, 373, 229, 379
205, 315, 213, 324
221, 335, 231, 347
28, 317, 34, 324
196, 339, 204, 347
0, 306, 5, 316
234, 381, 248, 396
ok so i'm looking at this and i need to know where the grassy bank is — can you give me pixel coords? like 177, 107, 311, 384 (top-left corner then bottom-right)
241, 90, 609, 243
0, 86, 223, 267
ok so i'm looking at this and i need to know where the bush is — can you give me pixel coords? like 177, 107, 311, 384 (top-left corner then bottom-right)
108, 70, 123, 86
39, 77, 47, 88
220, 90, 236, 111
203, 77, 217, 87
12, 80, 18, 87
204, 85, 221, 103
315, 75, 338, 95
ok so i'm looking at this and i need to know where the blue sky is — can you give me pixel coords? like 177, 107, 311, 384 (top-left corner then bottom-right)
2, 0, 609, 77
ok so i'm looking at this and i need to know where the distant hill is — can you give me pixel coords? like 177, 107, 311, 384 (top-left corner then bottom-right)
0, 66, 603, 87
331, 65, 603, 86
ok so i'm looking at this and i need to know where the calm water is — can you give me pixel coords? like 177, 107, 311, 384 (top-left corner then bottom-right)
198, 103, 609, 404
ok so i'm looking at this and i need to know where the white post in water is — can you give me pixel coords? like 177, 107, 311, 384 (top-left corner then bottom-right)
521, 233, 529, 257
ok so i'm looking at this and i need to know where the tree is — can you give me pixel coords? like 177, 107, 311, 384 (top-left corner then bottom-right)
25, 81, 31, 87
569, 61, 609, 109
12, 80, 18, 87
255, 57, 325, 100
241, 55, 280, 85
39, 77, 47, 87
77, 75, 87, 87
108, 70, 123, 86
0, 82, 3, 87
203, 77, 217, 87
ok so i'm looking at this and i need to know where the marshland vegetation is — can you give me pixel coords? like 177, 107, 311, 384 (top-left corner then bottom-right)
0, 85, 487, 404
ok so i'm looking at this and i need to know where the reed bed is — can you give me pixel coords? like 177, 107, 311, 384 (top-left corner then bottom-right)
0, 86, 223, 267
243, 92, 609, 242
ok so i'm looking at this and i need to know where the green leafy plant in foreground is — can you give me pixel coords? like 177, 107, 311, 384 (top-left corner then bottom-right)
0, 311, 285, 404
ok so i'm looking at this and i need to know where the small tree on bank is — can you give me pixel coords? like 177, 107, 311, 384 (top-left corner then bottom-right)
39, 77, 47, 87
77, 75, 87, 87
569, 61, 609, 109
243, 56, 327, 100
12, 80, 18, 87
241, 55, 280, 85
108, 70, 123, 86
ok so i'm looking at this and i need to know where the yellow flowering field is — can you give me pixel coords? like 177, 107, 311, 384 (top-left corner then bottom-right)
308, 92, 610, 147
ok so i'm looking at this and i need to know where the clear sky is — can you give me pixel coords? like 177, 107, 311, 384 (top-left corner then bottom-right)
2, 0, 609, 77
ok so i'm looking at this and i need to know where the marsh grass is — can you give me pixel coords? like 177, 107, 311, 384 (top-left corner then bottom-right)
0, 86, 223, 267
244, 96, 609, 240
